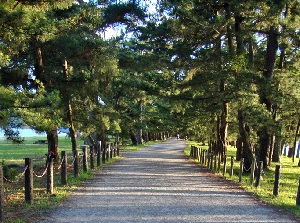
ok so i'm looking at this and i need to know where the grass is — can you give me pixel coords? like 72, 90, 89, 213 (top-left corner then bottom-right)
184, 141, 300, 218
0, 136, 108, 222
0, 137, 80, 164
0, 137, 165, 223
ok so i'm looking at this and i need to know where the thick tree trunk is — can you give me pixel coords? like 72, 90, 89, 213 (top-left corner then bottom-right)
32, 35, 44, 89
248, 36, 254, 68
238, 109, 253, 172
136, 128, 143, 145
235, 15, 244, 55
258, 26, 278, 168
88, 133, 96, 148
62, 59, 79, 176
130, 130, 138, 145
32, 35, 60, 162
236, 137, 242, 161
272, 136, 281, 162
225, 3, 233, 54
292, 116, 300, 162
46, 128, 59, 162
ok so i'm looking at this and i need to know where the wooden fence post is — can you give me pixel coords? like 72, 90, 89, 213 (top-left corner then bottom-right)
296, 178, 300, 205
113, 142, 117, 157
210, 152, 213, 170
102, 144, 106, 164
239, 158, 244, 182
81, 145, 89, 172
47, 157, 54, 194
207, 150, 210, 168
74, 150, 79, 178
25, 158, 33, 204
255, 161, 263, 187
230, 156, 234, 177
213, 154, 217, 172
0, 165, 4, 222
249, 156, 256, 185
273, 165, 281, 196
223, 155, 227, 177
97, 141, 101, 167
199, 149, 202, 165
217, 153, 221, 173
106, 144, 110, 162
61, 151, 67, 186
117, 141, 120, 156
90, 145, 94, 170
110, 143, 113, 159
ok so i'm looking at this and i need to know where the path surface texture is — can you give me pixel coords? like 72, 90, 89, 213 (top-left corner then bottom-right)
38, 138, 299, 223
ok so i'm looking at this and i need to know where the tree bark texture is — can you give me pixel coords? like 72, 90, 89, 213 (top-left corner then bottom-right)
130, 130, 138, 145
259, 26, 278, 168
238, 109, 253, 172
46, 129, 59, 162
62, 59, 79, 176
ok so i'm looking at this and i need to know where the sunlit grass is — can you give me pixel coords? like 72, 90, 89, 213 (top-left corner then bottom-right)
0, 138, 165, 222
185, 142, 300, 218
0, 137, 84, 164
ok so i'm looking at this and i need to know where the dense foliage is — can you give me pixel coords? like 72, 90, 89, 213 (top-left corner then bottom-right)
1, 0, 300, 168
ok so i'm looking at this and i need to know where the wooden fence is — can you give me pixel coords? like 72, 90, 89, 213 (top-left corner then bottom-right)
189, 145, 300, 205
0, 141, 120, 222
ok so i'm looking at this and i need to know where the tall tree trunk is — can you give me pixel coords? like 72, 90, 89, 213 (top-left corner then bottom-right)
272, 135, 281, 162
238, 109, 253, 172
248, 36, 254, 68
292, 115, 300, 162
46, 128, 59, 162
62, 59, 79, 176
32, 35, 44, 89
220, 82, 228, 160
235, 15, 244, 55
136, 100, 143, 145
225, 3, 233, 54
32, 35, 59, 161
130, 130, 138, 145
258, 26, 278, 168
236, 137, 243, 161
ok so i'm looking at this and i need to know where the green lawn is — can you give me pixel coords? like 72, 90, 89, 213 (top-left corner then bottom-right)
185, 141, 300, 218
0, 137, 83, 164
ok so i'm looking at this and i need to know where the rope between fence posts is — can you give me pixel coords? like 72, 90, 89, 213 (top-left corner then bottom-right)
70, 155, 76, 167
3, 165, 28, 183
33, 162, 49, 178
56, 156, 64, 170
243, 165, 252, 172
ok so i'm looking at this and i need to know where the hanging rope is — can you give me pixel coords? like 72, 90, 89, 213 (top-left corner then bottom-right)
70, 155, 76, 167
33, 162, 49, 178
56, 156, 65, 170
79, 155, 83, 163
243, 165, 252, 172
3, 165, 28, 183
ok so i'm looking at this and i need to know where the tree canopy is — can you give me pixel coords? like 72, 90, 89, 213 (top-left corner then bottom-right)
1, 0, 300, 168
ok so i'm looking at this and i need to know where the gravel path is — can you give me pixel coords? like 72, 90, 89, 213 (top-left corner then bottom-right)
38, 138, 299, 223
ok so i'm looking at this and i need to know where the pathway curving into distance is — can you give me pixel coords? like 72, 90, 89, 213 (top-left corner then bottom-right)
38, 138, 299, 223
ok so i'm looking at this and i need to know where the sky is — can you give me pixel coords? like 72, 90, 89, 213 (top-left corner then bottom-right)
101, 0, 158, 39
